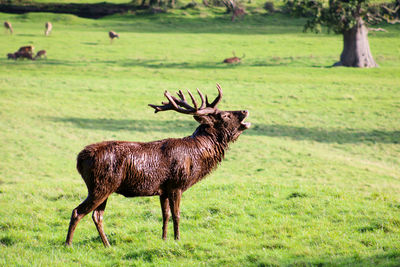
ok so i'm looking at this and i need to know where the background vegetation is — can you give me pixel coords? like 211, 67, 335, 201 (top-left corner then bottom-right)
0, 6, 399, 266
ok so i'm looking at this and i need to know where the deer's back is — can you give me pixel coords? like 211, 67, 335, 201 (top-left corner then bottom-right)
77, 141, 168, 197
76, 135, 222, 197
223, 57, 240, 63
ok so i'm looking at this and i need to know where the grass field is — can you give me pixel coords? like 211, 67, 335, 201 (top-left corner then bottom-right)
0, 8, 400, 266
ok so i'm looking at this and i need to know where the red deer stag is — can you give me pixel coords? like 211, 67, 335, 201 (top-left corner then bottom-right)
4, 21, 13, 34
65, 84, 251, 247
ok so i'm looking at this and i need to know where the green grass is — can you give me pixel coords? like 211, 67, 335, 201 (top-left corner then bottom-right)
10, 0, 132, 3
1, 9, 400, 266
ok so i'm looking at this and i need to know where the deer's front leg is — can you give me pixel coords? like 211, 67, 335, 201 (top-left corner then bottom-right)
160, 194, 170, 240
169, 189, 182, 240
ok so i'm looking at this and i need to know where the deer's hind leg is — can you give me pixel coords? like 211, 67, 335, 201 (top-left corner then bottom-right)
92, 198, 110, 247
65, 194, 109, 246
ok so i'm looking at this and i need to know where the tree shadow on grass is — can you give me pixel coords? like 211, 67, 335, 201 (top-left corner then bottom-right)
250, 124, 400, 144
13, 57, 331, 69
50, 117, 399, 144
118, 59, 239, 69
81, 42, 99, 46
36, 58, 238, 69
7, 58, 244, 69
15, 34, 37, 37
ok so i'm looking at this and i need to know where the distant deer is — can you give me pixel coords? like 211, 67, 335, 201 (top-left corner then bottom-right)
14, 51, 34, 60
4, 21, 13, 34
7, 53, 17, 60
223, 52, 245, 64
108, 31, 119, 43
18, 45, 34, 55
65, 84, 251, 247
222, 0, 246, 21
45, 22, 52, 36
35, 50, 47, 59
231, 7, 246, 21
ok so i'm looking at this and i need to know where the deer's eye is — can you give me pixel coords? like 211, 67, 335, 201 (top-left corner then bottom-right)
221, 113, 230, 119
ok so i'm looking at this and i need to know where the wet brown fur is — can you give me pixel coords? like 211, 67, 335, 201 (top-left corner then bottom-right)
65, 87, 250, 247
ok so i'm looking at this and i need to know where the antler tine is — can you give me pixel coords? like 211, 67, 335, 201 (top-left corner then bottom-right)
166, 91, 198, 114
196, 88, 206, 109
148, 91, 186, 113
187, 90, 198, 110
164, 91, 181, 110
148, 91, 176, 113
171, 94, 194, 110
206, 83, 223, 108
147, 104, 162, 113
177, 90, 186, 102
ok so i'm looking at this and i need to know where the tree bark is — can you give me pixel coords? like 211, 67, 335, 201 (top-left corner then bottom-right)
334, 18, 378, 68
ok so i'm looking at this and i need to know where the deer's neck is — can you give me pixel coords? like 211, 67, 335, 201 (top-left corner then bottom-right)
189, 125, 230, 163
159, 125, 232, 191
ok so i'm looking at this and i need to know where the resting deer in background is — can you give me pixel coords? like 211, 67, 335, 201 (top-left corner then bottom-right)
4, 21, 13, 34
14, 51, 34, 60
65, 84, 251, 247
18, 45, 34, 55
109, 31, 119, 43
45, 22, 52, 36
223, 51, 245, 64
7, 53, 16, 60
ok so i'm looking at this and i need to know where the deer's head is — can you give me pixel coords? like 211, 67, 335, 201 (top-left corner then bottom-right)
149, 84, 251, 142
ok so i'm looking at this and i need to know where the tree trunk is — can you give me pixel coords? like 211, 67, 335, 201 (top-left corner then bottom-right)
149, 0, 159, 6
334, 18, 378, 68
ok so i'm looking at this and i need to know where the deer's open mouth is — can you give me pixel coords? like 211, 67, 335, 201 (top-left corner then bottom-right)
241, 121, 251, 129
240, 111, 251, 130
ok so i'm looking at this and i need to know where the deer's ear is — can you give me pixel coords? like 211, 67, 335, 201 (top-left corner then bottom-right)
193, 115, 214, 125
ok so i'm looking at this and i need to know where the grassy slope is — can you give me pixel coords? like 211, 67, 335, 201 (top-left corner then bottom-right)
0, 9, 399, 266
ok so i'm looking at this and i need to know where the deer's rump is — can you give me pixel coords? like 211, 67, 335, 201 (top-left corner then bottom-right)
76, 141, 166, 197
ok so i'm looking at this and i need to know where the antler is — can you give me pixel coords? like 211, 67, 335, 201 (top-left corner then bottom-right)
206, 83, 223, 108
149, 84, 223, 115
